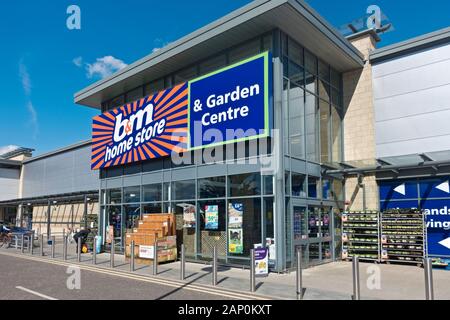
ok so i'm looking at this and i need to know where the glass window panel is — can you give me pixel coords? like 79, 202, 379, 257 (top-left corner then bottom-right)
228, 173, 261, 197
228, 198, 262, 257
293, 206, 307, 240
292, 173, 306, 197
308, 177, 320, 199
305, 70, 316, 94
199, 54, 227, 76
263, 175, 273, 195
322, 241, 332, 260
229, 39, 260, 64
331, 88, 341, 107
281, 34, 288, 57
108, 95, 124, 110
142, 158, 164, 173
305, 92, 318, 162
319, 99, 330, 163
332, 179, 344, 201
285, 197, 292, 266
125, 87, 143, 103
318, 60, 330, 82
318, 78, 331, 102
198, 176, 226, 199
144, 78, 165, 96
174, 66, 198, 84
143, 183, 162, 202
288, 39, 304, 67
305, 50, 317, 75
331, 105, 342, 163
264, 197, 274, 239
331, 68, 341, 89
262, 34, 273, 51
142, 203, 162, 214
322, 207, 331, 237
289, 82, 305, 158
172, 180, 196, 200
123, 163, 141, 175
124, 204, 140, 231
308, 207, 320, 238
107, 188, 122, 205
124, 186, 141, 203
288, 60, 304, 86
322, 179, 332, 200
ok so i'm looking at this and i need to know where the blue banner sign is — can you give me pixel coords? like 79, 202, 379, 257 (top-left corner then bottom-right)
379, 178, 450, 257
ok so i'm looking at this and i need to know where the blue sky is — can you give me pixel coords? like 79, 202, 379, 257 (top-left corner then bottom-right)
1, 0, 449, 156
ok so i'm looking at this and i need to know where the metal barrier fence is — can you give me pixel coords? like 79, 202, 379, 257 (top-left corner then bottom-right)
0, 240, 439, 300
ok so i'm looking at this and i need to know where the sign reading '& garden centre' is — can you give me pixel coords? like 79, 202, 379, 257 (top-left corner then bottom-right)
91, 52, 271, 170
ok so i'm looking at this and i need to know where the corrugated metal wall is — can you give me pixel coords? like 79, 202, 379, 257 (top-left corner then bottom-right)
22, 144, 99, 198
372, 42, 450, 158
0, 168, 20, 201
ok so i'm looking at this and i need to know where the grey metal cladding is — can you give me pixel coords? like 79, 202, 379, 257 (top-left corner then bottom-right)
373, 41, 450, 158
371, 26, 450, 63
22, 144, 99, 198
0, 168, 20, 201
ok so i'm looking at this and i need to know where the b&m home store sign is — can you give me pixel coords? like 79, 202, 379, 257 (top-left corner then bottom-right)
91, 52, 272, 170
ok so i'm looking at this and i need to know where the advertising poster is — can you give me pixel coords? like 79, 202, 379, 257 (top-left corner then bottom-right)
266, 237, 276, 267
205, 205, 219, 230
228, 203, 243, 229
228, 229, 243, 254
254, 248, 269, 277
182, 204, 196, 228
139, 245, 154, 259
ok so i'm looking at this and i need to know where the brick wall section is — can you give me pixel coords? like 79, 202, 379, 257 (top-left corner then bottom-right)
343, 33, 379, 211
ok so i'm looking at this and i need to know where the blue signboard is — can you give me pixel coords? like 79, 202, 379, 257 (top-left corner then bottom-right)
188, 52, 271, 149
379, 178, 450, 257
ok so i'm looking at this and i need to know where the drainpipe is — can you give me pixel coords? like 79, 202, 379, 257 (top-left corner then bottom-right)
47, 200, 51, 240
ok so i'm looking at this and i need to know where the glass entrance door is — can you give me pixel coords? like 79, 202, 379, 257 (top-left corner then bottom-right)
292, 203, 334, 267
106, 206, 122, 252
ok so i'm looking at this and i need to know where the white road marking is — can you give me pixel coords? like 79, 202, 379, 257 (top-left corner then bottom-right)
16, 286, 58, 300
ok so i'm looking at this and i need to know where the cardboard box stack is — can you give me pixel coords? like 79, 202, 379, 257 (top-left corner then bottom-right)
125, 213, 177, 265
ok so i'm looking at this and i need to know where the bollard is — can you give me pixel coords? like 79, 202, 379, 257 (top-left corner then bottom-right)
296, 247, 303, 300
110, 242, 115, 268
21, 234, 25, 254
180, 244, 186, 280
39, 236, 44, 256
250, 248, 256, 292
130, 241, 135, 272
51, 236, 56, 258
424, 258, 434, 300
77, 238, 81, 263
63, 235, 67, 260
212, 246, 218, 286
352, 256, 360, 300
153, 241, 158, 275
92, 236, 97, 265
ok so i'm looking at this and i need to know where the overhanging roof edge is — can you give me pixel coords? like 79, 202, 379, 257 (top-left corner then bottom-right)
74, 0, 364, 108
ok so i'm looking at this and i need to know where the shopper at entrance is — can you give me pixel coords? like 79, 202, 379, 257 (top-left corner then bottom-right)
73, 228, 91, 253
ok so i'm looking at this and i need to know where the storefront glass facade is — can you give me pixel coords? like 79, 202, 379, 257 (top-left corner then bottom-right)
97, 29, 346, 271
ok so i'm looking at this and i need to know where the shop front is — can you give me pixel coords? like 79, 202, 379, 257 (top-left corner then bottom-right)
75, 1, 363, 271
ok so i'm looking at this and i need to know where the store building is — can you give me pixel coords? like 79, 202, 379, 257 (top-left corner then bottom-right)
1, 0, 448, 271
0, 142, 99, 237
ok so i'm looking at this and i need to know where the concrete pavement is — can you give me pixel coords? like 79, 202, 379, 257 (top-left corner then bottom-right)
1, 239, 450, 300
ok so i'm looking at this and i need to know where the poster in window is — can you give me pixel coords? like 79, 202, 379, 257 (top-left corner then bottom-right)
205, 205, 219, 230
228, 203, 243, 229
293, 209, 302, 240
183, 204, 196, 228
228, 228, 243, 254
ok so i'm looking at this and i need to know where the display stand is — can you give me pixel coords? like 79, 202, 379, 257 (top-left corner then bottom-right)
342, 211, 380, 262
380, 208, 426, 266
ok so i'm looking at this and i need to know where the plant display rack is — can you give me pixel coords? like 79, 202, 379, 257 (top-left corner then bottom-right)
380, 208, 426, 266
342, 210, 380, 262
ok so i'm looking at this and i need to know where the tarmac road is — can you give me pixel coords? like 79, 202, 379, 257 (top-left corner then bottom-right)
0, 254, 236, 300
